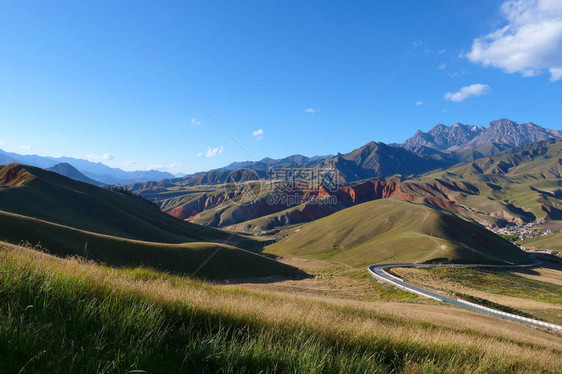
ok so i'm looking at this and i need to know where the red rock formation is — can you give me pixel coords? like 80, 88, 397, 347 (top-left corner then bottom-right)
0, 164, 34, 186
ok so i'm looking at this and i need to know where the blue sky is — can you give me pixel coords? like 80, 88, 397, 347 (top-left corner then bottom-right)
1, 0, 561, 174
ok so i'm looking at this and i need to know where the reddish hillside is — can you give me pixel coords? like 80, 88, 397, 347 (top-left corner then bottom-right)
0, 164, 35, 186
167, 179, 483, 230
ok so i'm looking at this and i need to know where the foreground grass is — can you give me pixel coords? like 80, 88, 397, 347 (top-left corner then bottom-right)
1, 243, 561, 373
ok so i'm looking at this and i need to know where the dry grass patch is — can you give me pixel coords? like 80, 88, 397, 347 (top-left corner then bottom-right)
1, 242, 562, 373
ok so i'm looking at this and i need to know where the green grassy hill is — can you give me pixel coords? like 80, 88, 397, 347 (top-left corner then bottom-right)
409, 139, 562, 225
0, 163, 254, 248
0, 209, 297, 279
266, 199, 529, 266
518, 233, 562, 252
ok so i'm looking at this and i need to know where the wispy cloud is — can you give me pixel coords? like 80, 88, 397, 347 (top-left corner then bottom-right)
191, 118, 200, 125
438, 63, 447, 70
465, 0, 562, 81
252, 129, 264, 140
125, 160, 135, 166
85, 153, 114, 161
199, 146, 224, 158
0, 140, 5, 146
438, 49, 446, 54
20, 145, 31, 150
144, 162, 184, 171
305, 108, 316, 114
412, 40, 423, 47
444, 84, 490, 102
448, 71, 466, 78
415, 101, 423, 106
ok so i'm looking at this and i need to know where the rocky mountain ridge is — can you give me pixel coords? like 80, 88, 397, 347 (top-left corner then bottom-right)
403, 118, 561, 152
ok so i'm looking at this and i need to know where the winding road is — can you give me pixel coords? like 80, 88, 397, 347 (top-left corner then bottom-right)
368, 261, 562, 333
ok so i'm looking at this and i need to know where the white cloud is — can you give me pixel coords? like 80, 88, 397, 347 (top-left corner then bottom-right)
0, 140, 4, 146
20, 145, 31, 150
252, 129, 264, 140
438, 49, 446, 54
85, 153, 114, 162
444, 84, 490, 102
305, 108, 316, 114
438, 63, 447, 70
465, 0, 562, 81
550, 67, 562, 81
191, 118, 200, 125
143, 162, 183, 171
125, 160, 135, 165
415, 101, 423, 106
412, 40, 423, 47
199, 146, 223, 158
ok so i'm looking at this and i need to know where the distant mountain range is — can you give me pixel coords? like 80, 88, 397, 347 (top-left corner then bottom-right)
160, 118, 561, 187
3, 118, 560, 188
0, 148, 174, 184
47, 163, 106, 187
121, 118, 562, 233
401, 118, 562, 153
135, 138, 562, 233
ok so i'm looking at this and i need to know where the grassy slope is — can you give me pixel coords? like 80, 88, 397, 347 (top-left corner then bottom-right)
0, 164, 254, 248
518, 233, 562, 251
413, 140, 562, 223
0, 209, 296, 279
392, 265, 562, 324
266, 199, 529, 267
1, 242, 560, 373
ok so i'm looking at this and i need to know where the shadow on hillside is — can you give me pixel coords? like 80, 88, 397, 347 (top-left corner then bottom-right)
217, 253, 312, 285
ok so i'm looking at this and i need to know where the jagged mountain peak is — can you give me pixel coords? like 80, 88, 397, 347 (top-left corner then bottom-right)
403, 118, 560, 153
403, 121, 483, 151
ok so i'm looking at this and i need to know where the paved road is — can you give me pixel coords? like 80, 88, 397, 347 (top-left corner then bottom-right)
367, 260, 562, 333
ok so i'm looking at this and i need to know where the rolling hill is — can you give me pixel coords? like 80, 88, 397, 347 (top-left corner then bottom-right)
0, 163, 297, 278
0, 210, 295, 279
410, 139, 562, 224
266, 199, 529, 267
0, 163, 248, 245
518, 232, 562, 252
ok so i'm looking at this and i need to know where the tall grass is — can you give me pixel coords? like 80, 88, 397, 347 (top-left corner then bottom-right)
1, 243, 560, 373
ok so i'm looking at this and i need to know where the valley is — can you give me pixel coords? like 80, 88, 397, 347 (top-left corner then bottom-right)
5, 1, 562, 371
2, 120, 562, 372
